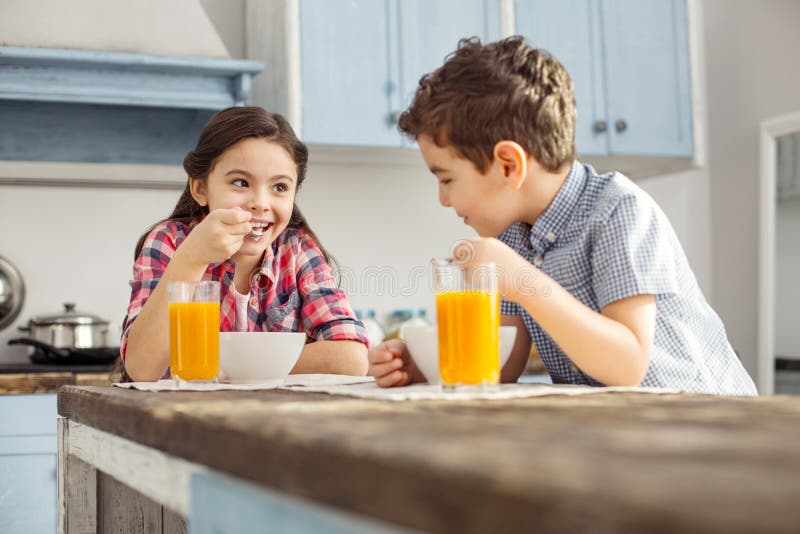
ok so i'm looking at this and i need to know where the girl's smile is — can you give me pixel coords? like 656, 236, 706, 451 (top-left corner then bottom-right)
190, 137, 298, 263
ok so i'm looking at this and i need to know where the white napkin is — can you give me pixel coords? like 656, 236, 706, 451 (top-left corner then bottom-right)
277, 382, 682, 401
113, 374, 374, 392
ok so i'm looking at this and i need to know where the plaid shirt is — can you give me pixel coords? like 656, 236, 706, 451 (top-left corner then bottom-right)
500, 162, 757, 396
121, 219, 368, 359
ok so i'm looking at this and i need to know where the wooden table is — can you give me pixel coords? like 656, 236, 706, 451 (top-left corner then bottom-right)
57, 386, 800, 533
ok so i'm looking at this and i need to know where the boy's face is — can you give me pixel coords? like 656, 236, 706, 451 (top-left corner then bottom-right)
418, 135, 513, 237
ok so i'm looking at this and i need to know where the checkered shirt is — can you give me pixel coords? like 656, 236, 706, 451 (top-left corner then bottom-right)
121, 220, 368, 359
499, 162, 757, 396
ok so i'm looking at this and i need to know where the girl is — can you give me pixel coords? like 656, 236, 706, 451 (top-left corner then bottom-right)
121, 107, 369, 382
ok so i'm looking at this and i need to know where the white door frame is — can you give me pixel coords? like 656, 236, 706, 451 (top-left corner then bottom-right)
758, 112, 800, 394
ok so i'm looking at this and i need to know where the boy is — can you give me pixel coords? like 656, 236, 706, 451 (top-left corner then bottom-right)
368, 36, 756, 396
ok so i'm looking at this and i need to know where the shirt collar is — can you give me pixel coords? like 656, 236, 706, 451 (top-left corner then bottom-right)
529, 161, 587, 253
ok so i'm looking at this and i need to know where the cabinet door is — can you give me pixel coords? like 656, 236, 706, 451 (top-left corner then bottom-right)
0, 454, 57, 534
601, 0, 693, 156
301, 0, 399, 146
515, 0, 608, 156
397, 0, 501, 115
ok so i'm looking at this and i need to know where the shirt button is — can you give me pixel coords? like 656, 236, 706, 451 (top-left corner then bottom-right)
533, 256, 543, 267
249, 297, 258, 307
545, 231, 556, 243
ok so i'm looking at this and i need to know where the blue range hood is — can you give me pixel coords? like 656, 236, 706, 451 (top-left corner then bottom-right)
0, 46, 263, 166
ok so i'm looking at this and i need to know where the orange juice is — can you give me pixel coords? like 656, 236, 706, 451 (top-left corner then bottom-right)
436, 290, 500, 386
169, 301, 220, 381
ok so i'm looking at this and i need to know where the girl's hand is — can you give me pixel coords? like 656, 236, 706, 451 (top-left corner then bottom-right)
176, 208, 253, 267
368, 339, 421, 387
452, 237, 538, 303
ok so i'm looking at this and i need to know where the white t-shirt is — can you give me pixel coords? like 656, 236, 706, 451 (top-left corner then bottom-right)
232, 287, 249, 332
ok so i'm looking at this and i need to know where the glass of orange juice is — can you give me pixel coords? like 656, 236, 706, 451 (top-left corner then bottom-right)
432, 258, 500, 390
167, 281, 220, 384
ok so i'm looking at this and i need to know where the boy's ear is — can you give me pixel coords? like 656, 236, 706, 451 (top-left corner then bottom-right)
493, 141, 528, 189
189, 177, 209, 207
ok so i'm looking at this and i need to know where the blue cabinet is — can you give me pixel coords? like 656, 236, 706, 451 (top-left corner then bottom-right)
190, 471, 400, 533
0, 394, 58, 534
301, 0, 500, 147
516, 0, 693, 158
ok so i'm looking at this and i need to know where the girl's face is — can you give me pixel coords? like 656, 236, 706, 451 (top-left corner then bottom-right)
191, 137, 298, 262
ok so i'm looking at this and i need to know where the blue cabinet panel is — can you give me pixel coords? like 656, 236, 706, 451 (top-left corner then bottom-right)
300, 0, 502, 147
0, 394, 58, 534
190, 472, 401, 533
515, 0, 693, 158
601, 0, 693, 156
398, 0, 501, 111
301, 0, 398, 147
0, 394, 57, 437
0, 101, 213, 164
0, 455, 57, 534
515, 0, 608, 156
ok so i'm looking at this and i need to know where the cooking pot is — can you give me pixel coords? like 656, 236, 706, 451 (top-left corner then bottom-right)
15, 302, 110, 349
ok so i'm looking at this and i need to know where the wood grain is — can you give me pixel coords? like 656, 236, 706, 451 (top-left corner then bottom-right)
58, 386, 800, 534
0, 371, 111, 395
58, 419, 97, 534
98, 471, 161, 534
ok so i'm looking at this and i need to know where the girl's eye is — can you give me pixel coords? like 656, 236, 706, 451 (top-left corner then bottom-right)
273, 182, 290, 193
440, 179, 452, 185
232, 178, 248, 188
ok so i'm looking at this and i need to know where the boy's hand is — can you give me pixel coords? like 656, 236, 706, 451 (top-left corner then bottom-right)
453, 237, 539, 303
368, 339, 422, 387
177, 208, 253, 267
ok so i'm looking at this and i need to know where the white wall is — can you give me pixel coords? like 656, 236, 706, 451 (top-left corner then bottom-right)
0, 186, 178, 362
704, 0, 800, 378
775, 199, 800, 358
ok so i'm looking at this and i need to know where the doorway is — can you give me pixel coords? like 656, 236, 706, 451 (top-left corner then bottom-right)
758, 112, 800, 394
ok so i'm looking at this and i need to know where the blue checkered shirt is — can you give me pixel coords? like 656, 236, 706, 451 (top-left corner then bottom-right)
499, 162, 757, 396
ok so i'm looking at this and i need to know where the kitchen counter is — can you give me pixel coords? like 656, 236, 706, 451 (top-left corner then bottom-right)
57, 385, 800, 533
0, 363, 113, 394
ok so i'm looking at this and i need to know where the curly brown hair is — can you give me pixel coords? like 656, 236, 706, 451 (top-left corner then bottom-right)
398, 36, 576, 173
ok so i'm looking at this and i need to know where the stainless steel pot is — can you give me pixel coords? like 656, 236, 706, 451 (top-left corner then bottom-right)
17, 302, 110, 349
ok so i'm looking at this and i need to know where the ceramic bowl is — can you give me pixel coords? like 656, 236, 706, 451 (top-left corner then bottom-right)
219, 332, 305, 383
401, 325, 517, 385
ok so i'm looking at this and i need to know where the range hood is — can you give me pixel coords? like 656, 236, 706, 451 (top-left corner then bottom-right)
0, 0, 263, 171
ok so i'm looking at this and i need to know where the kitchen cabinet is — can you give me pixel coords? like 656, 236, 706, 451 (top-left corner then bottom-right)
191, 472, 396, 533
515, 0, 693, 158
0, 394, 57, 534
299, 0, 500, 147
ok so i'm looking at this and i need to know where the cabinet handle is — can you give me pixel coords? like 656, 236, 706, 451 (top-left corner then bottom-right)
593, 120, 607, 134
615, 119, 628, 133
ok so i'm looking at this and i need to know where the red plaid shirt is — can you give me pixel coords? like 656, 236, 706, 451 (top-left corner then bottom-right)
121, 219, 368, 359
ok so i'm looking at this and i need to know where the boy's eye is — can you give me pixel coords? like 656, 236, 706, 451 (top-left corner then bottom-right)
232, 178, 248, 188
439, 179, 452, 185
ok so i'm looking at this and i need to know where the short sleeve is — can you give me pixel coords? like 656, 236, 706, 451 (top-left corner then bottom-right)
591, 192, 679, 309
501, 298, 522, 316
295, 233, 369, 346
120, 224, 178, 359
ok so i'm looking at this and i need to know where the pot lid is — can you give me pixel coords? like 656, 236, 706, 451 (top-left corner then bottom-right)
29, 303, 109, 326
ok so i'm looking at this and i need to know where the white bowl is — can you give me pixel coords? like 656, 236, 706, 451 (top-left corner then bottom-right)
219, 332, 305, 383
401, 325, 517, 385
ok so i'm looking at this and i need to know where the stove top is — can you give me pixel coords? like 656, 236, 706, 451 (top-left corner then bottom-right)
0, 362, 114, 374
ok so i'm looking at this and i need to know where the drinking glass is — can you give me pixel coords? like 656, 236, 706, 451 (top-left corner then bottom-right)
168, 281, 220, 384
432, 258, 500, 390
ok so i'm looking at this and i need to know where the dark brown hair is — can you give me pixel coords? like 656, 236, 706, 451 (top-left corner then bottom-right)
117, 107, 328, 383
398, 36, 576, 172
